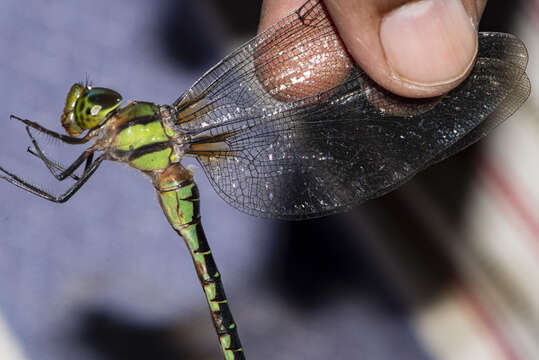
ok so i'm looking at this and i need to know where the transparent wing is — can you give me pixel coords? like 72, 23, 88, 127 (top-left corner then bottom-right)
171, 0, 529, 220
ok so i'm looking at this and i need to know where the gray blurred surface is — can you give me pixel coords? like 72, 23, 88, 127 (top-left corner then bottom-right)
0, 1, 429, 359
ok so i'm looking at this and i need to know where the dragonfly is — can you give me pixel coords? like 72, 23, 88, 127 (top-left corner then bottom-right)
0, 0, 530, 359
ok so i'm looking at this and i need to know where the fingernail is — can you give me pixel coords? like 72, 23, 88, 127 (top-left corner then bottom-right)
380, 0, 477, 87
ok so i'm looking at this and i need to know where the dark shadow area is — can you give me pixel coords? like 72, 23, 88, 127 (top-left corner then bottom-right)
159, 0, 261, 71
77, 309, 219, 360
159, 1, 221, 71
267, 215, 405, 313
79, 310, 182, 360
203, 0, 262, 37
412, 143, 481, 227
480, 0, 524, 32
360, 184, 460, 304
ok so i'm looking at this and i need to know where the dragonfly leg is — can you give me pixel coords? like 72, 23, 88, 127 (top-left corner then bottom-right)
154, 164, 245, 360
26, 147, 81, 181
25, 126, 94, 181
0, 154, 105, 203
10, 114, 92, 144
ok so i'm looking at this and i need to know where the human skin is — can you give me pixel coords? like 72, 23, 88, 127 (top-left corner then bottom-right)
258, 0, 488, 98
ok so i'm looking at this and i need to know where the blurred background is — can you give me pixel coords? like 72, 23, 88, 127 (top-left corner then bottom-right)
0, 0, 537, 359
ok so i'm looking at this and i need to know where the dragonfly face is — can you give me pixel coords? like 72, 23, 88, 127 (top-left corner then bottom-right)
61, 83, 122, 136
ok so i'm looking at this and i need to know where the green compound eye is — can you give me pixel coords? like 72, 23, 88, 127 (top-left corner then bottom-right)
61, 84, 123, 136
75, 87, 122, 130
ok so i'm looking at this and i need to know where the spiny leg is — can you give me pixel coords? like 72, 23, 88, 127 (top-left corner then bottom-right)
0, 154, 105, 203
154, 164, 245, 360
26, 147, 81, 181
25, 126, 94, 181
10, 114, 92, 144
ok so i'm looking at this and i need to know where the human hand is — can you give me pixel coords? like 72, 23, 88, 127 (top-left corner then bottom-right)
259, 0, 486, 98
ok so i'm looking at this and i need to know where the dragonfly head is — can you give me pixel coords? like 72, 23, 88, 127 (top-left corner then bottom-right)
61, 83, 122, 136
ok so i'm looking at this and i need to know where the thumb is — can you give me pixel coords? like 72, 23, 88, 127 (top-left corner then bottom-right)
325, 0, 480, 97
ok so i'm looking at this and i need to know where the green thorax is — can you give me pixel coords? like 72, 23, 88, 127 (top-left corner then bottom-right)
108, 102, 178, 171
